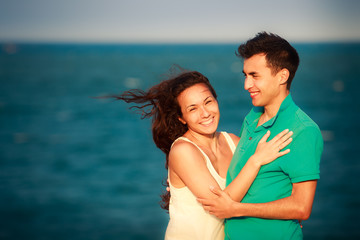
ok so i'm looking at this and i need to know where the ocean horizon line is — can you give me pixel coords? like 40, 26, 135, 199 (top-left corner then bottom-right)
1, 39, 360, 46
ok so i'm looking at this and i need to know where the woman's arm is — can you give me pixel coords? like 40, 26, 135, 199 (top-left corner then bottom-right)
169, 129, 292, 201
169, 140, 222, 199
224, 129, 293, 202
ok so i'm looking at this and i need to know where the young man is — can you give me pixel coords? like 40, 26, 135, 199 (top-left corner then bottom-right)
198, 32, 323, 239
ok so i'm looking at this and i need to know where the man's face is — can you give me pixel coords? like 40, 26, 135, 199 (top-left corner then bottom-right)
242, 53, 282, 107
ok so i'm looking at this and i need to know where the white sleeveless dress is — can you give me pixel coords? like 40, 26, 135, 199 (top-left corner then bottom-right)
165, 132, 237, 240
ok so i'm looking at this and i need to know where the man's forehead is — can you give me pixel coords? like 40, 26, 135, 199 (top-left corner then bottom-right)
243, 55, 269, 70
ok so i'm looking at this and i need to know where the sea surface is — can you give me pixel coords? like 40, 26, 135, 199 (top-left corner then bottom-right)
0, 43, 359, 239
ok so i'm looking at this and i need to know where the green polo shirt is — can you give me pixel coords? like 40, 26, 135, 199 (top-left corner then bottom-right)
225, 94, 323, 240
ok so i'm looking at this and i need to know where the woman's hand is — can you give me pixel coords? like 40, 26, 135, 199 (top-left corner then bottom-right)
252, 129, 293, 166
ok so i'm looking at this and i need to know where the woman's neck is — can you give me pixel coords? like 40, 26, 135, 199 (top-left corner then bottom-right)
185, 130, 219, 152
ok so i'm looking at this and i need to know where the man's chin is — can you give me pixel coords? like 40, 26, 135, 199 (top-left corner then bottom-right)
252, 102, 266, 108
251, 100, 261, 107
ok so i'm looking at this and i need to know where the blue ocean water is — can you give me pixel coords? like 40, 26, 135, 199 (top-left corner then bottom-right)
0, 43, 359, 240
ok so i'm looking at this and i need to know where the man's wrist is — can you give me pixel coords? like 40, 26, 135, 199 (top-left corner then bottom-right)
231, 202, 245, 218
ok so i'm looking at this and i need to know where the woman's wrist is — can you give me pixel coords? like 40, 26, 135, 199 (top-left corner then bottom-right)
248, 155, 262, 169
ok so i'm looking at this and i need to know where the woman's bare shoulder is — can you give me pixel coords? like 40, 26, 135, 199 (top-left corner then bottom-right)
169, 140, 205, 165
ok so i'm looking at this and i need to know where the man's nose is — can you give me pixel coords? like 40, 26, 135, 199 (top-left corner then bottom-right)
244, 77, 253, 90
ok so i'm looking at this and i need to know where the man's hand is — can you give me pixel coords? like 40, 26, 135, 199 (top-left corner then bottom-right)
197, 186, 236, 219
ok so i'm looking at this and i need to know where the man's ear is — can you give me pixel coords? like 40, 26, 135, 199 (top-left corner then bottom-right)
279, 68, 290, 85
178, 117, 186, 125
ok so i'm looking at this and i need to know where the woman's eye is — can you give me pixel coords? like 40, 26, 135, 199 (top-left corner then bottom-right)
205, 100, 212, 105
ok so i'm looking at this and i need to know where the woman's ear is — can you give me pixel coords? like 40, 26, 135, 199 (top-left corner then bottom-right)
279, 68, 290, 85
178, 117, 186, 125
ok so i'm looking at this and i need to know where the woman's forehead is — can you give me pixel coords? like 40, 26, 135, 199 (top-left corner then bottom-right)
178, 84, 213, 105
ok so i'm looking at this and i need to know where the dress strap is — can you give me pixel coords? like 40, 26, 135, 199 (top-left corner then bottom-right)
172, 137, 211, 162
221, 132, 237, 153
171, 136, 224, 180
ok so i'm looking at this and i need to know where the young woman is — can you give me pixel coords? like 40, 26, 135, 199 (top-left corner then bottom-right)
115, 69, 292, 240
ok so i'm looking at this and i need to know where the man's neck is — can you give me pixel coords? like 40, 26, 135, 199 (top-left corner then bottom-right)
258, 91, 289, 126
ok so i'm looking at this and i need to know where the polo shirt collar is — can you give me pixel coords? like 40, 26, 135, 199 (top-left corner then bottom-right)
245, 94, 294, 131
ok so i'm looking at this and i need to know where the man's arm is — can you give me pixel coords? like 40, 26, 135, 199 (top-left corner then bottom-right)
198, 180, 317, 220
231, 180, 317, 220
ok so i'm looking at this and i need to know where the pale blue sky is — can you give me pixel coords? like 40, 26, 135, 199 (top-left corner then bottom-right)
0, 0, 359, 43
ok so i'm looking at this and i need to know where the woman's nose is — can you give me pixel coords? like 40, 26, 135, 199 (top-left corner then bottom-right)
200, 106, 210, 118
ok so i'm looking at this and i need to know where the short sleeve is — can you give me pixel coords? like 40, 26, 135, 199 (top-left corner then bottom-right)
281, 126, 323, 183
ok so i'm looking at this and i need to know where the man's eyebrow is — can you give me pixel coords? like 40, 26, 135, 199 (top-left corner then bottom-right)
242, 70, 257, 75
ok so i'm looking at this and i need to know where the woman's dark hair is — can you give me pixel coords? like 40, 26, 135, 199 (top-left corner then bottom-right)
237, 31, 300, 90
113, 67, 217, 211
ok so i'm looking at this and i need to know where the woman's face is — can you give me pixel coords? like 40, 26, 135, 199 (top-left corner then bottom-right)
177, 83, 219, 136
